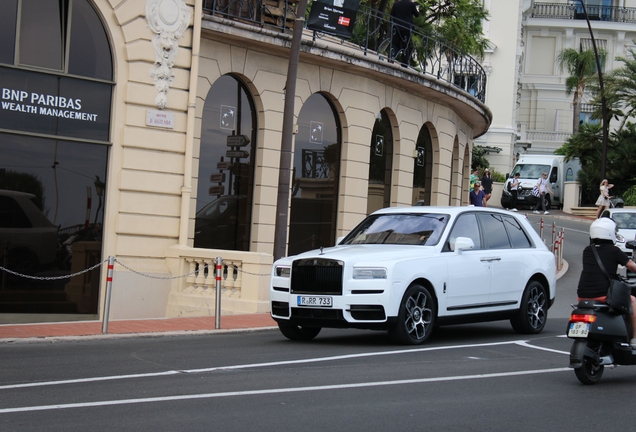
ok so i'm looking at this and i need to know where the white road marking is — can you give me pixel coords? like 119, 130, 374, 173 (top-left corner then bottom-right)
515, 341, 570, 355
0, 340, 537, 390
0, 367, 570, 414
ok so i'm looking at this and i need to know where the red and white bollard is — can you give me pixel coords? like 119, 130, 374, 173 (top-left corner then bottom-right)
215, 256, 223, 329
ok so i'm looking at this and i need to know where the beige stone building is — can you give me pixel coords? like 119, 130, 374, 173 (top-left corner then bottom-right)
0, 0, 491, 322
517, 0, 636, 154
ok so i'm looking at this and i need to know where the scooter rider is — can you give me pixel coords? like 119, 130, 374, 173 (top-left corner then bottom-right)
577, 217, 636, 348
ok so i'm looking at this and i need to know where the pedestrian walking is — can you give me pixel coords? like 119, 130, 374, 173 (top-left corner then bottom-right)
481, 168, 493, 207
469, 182, 486, 207
595, 179, 614, 219
533, 172, 553, 215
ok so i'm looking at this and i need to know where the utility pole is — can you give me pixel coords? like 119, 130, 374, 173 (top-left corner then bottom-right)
273, 0, 308, 261
576, 0, 609, 180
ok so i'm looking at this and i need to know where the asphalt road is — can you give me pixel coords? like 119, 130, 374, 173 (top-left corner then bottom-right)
3, 214, 635, 431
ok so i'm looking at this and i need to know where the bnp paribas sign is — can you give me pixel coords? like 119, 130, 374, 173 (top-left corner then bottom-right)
307, 0, 361, 39
0, 66, 112, 143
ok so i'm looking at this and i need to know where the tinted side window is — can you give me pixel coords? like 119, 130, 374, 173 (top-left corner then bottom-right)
446, 213, 481, 251
502, 215, 532, 248
0, 196, 32, 228
477, 213, 511, 249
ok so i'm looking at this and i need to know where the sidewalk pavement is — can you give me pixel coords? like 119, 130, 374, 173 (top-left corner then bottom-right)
0, 209, 590, 343
0, 314, 278, 342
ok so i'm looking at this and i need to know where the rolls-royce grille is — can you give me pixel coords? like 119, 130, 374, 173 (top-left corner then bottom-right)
291, 258, 343, 295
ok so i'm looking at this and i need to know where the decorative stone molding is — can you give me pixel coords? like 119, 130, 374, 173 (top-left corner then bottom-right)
146, 0, 191, 109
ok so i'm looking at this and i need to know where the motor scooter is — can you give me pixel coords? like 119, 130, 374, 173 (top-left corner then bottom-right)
566, 240, 636, 384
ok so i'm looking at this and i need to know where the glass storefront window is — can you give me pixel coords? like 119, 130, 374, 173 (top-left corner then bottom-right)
19, 0, 65, 70
367, 110, 393, 215
195, 75, 256, 251
0, 0, 113, 317
289, 93, 341, 255
68, 0, 113, 80
0, 0, 18, 65
413, 126, 433, 205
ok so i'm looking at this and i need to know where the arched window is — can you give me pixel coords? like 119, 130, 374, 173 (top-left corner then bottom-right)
0, 0, 113, 315
289, 93, 341, 255
367, 110, 393, 215
413, 126, 433, 205
195, 75, 257, 251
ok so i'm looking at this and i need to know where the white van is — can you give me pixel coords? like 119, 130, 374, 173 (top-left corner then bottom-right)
501, 155, 581, 209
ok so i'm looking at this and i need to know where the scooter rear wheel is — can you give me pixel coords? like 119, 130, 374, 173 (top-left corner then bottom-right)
574, 341, 604, 385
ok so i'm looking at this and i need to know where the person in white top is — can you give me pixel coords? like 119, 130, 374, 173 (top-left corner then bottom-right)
595, 179, 614, 219
533, 172, 553, 215
509, 172, 521, 211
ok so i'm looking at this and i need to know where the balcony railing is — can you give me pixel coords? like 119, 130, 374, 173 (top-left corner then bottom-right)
526, 130, 572, 143
202, 0, 487, 102
532, 2, 636, 23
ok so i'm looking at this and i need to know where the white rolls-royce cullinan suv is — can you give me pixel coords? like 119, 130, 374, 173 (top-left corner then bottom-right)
270, 206, 556, 345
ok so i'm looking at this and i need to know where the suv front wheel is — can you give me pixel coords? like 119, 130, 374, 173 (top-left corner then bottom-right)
389, 284, 436, 345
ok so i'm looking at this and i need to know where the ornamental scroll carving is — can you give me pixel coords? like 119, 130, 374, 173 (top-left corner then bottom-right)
146, 0, 191, 109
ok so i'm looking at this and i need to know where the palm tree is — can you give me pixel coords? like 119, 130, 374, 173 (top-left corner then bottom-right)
556, 48, 605, 135
603, 47, 636, 132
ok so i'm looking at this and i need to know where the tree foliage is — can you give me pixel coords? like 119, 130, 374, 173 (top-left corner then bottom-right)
363, 0, 489, 58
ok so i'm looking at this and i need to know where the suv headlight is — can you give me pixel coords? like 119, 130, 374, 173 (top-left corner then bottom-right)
275, 266, 291, 277
353, 267, 387, 279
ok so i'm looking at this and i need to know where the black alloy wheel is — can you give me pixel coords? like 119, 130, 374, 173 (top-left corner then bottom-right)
389, 284, 436, 345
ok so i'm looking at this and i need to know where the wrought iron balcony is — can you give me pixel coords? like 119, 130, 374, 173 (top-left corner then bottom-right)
202, 0, 487, 102
531, 2, 636, 23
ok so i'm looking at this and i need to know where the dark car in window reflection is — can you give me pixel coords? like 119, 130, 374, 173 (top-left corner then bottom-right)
193, 195, 249, 250
0, 190, 58, 275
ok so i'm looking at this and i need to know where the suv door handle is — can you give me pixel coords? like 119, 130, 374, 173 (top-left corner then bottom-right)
480, 257, 501, 262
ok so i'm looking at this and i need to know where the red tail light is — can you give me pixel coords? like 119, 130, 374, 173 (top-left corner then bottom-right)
570, 313, 597, 323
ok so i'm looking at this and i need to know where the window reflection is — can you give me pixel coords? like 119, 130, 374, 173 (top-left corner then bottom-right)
68, 0, 113, 80
194, 75, 256, 251
367, 111, 393, 215
289, 94, 340, 255
0, 133, 108, 313
19, 0, 64, 70
0, 0, 18, 65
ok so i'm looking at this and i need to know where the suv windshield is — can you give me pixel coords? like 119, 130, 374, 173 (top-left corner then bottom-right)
341, 213, 449, 245
511, 164, 550, 179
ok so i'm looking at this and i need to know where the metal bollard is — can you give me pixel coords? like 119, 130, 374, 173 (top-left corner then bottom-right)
215, 256, 222, 329
102, 256, 115, 334
551, 223, 556, 252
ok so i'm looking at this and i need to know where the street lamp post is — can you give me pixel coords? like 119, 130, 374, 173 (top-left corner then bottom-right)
273, 0, 308, 261
576, 0, 609, 180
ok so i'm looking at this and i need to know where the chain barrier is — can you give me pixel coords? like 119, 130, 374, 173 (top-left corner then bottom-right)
113, 258, 208, 280
221, 259, 271, 277
0, 259, 108, 281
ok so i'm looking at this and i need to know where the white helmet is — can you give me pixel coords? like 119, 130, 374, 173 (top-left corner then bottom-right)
590, 217, 617, 243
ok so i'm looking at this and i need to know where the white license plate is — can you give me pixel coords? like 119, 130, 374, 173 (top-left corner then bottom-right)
297, 295, 332, 307
518, 196, 525, 200
568, 322, 589, 338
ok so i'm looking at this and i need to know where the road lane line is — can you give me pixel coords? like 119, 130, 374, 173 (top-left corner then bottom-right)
0, 367, 571, 414
515, 341, 570, 355
0, 341, 520, 390
0, 339, 563, 391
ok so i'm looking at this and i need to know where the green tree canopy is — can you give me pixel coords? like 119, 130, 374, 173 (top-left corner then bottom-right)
365, 0, 489, 58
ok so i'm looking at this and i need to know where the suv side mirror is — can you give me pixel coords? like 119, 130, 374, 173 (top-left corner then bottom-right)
454, 237, 475, 254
